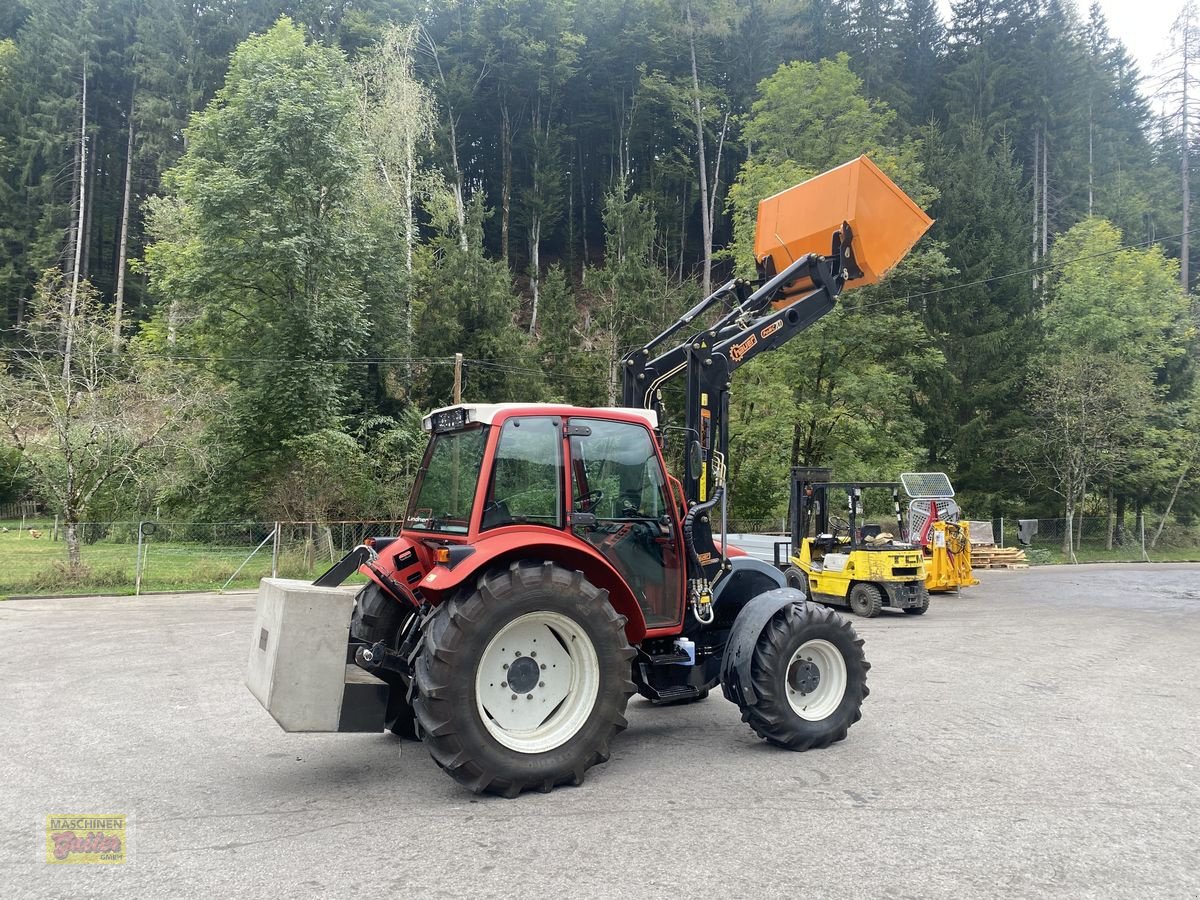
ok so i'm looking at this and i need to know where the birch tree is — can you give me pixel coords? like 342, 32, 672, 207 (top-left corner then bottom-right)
355, 24, 437, 362
1020, 352, 1150, 561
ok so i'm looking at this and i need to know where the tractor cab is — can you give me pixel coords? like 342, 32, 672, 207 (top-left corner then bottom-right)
369, 403, 687, 636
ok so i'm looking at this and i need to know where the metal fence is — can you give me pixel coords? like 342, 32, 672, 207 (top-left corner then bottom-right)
3, 512, 1198, 597
0, 519, 405, 597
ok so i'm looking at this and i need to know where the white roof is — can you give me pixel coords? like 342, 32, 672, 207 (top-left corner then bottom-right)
422, 403, 658, 431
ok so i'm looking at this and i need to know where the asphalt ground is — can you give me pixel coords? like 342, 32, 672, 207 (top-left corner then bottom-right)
2, 564, 1199, 898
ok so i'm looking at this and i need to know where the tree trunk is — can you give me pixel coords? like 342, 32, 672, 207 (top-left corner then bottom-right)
1075, 478, 1086, 552
1032, 128, 1040, 295
1115, 493, 1127, 545
1087, 100, 1094, 217
113, 80, 136, 354
686, 1, 713, 298
1062, 499, 1075, 561
500, 103, 512, 265
1183, 22, 1191, 292
65, 520, 82, 569
1105, 484, 1114, 550
1041, 126, 1049, 264
64, 63, 88, 381
403, 126, 415, 375
579, 144, 588, 281
1151, 442, 1197, 548
529, 217, 541, 332
80, 135, 96, 281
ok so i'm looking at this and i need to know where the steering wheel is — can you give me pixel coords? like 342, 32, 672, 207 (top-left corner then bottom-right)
576, 489, 604, 512
829, 515, 851, 540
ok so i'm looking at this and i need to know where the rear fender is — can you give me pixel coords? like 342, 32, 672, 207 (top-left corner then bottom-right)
720, 587, 807, 707
416, 531, 648, 644
711, 557, 785, 621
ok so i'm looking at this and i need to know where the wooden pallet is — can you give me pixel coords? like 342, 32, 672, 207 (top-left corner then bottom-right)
970, 545, 1029, 569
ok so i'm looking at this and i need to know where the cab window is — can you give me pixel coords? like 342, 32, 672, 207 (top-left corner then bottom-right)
481, 417, 563, 530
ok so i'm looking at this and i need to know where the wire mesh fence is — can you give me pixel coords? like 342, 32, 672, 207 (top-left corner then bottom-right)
0, 519, 408, 597
2, 511, 1198, 597
1016, 516, 1200, 564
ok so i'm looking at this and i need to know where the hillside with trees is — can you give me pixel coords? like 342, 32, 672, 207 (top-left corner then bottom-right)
1, 0, 1197, 557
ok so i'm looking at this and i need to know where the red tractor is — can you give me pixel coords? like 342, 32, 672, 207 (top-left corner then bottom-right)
259, 157, 933, 797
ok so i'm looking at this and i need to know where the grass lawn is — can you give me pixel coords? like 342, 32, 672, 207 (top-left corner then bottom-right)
0, 521, 361, 598
1024, 543, 1200, 565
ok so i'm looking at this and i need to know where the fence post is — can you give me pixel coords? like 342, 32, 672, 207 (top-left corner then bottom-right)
999, 516, 1004, 548
52, 514, 59, 542
271, 522, 280, 578
135, 522, 144, 596
1140, 515, 1149, 562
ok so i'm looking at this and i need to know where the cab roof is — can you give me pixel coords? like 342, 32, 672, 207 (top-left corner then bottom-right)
422, 403, 658, 432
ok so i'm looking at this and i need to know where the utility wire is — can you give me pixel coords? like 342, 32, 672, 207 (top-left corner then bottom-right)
4, 226, 1195, 370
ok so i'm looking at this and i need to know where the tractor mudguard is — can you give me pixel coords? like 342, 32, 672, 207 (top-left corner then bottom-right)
416, 530, 649, 644
711, 557, 785, 618
720, 587, 807, 708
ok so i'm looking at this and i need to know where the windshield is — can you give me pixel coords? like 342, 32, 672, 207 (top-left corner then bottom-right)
405, 426, 489, 534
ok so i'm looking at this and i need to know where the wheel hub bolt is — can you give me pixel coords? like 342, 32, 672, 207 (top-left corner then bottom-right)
511, 694, 517, 700
526, 694, 533, 700
501, 682, 507, 688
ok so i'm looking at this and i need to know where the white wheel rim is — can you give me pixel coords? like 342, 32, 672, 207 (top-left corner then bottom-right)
785, 638, 847, 721
474, 610, 599, 754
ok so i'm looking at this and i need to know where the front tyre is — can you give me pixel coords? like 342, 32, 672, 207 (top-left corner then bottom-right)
413, 562, 636, 797
737, 601, 869, 750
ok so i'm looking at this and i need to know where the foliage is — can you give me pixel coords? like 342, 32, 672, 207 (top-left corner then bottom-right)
142, 18, 371, 506
0, 0, 1195, 533
0, 270, 215, 565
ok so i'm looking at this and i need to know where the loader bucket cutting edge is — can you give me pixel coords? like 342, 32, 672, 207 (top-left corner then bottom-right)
753, 155, 933, 291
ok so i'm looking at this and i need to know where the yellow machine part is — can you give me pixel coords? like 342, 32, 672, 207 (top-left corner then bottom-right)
754, 155, 934, 294
924, 520, 979, 593
791, 540, 926, 599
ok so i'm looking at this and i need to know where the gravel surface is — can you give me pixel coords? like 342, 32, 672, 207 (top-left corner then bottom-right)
2, 564, 1198, 898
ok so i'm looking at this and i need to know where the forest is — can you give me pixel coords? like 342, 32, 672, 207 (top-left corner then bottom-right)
1, 0, 1198, 563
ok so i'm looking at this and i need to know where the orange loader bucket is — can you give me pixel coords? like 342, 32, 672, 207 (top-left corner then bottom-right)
753, 155, 933, 291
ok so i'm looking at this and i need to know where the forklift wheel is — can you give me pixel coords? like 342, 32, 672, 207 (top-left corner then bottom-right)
737, 601, 869, 750
848, 583, 883, 618
903, 588, 931, 615
784, 566, 808, 597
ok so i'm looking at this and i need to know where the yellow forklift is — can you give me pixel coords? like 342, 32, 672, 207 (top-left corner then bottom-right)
775, 468, 929, 617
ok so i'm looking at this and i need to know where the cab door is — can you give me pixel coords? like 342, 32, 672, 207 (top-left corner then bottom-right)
567, 418, 684, 630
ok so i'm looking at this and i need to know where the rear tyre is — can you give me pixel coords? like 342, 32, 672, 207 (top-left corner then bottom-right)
737, 601, 869, 750
848, 583, 883, 618
903, 586, 931, 615
413, 562, 636, 797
